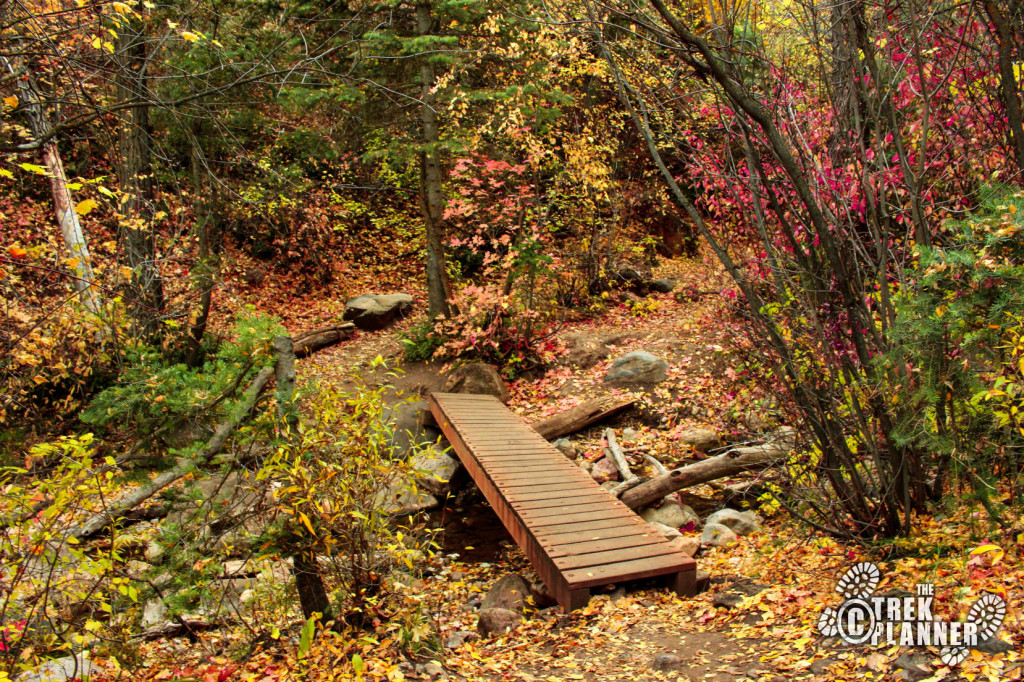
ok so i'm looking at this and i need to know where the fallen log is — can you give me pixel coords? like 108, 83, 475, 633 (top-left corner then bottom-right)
530, 398, 635, 441
620, 441, 792, 510
604, 428, 641, 497
72, 364, 277, 539
293, 323, 356, 358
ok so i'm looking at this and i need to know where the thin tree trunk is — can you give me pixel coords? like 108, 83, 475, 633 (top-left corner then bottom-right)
186, 139, 221, 367
417, 1, 451, 319
983, 0, 1024, 174
3, 57, 101, 315
116, 22, 164, 336
274, 336, 333, 622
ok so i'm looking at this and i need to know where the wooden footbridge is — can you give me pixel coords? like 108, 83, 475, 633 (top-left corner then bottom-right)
428, 392, 697, 611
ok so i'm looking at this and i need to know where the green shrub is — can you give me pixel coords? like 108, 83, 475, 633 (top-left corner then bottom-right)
80, 310, 286, 447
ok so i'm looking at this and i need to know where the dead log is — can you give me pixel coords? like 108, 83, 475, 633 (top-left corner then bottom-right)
293, 323, 356, 358
604, 428, 640, 497
72, 365, 276, 539
620, 441, 791, 510
530, 398, 634, 441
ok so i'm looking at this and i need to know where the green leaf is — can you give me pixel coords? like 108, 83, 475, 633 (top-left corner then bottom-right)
298, 615, 316, 657
352, 654, 364, 677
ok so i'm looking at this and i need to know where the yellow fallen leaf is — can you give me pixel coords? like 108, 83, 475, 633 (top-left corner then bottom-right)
969, 543, 1004, 565
75, 198, 98, 215
181, 31, 200, 42
2, 95, 17, 108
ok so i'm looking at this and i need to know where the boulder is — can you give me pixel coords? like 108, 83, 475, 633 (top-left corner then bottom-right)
343, 293, 413, 331
647, 521, 682, 541
141, 599, 168, 629
410, 445, 462, 497
701, 522, 739, 547
476, 607, 522, 636
18, 655, 94, 682
666, 536, 700, 557
639, 500, 699, 529
444, 630, 479, 649
552, 438, 576, 458
590, 457, 619, 484
652, 654, 683, 671
620, 428, 640, 443
603, 351, 669, 385
558, 337, 612, 369
677, 428, 721, 452
481, 574, 531, 612
650, 279, 676, 293
706, 509, 761, 536
385, 400, 441, 458
442, 363, 510, 404
376, 482, 440, 515
144, 540, 165, 565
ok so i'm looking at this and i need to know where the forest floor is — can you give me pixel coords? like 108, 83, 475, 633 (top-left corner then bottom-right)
116, 253, 1022, 682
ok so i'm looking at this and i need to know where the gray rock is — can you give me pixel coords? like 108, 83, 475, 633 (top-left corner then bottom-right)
640, 500, 699, 529
590, 457, 619, 484
144, 540, 165, 565
410, 445, 462, 496
18, 655, 94, 682
701, 522, 739, 547
706, 509, 761, 536
603, 351, 669, 385
552, 438, 576, 458
559, 338, 612, 369
666, 536, 700, 557
444, 630, 479, 649
385, 400, 441, 458
477, 607, 522, 636
343, 293, 414, 331
422, 661, 445, 679
530, 582, 558, 608
141, 599, 168, 628
810, 659, 834, 675
975, 637, 1015, 654
442, 363, 510, 404
650, 279, 676, 293
893, 653, 932, 681
481, 574, 531, 613
677, 428, 721, 452
620, 428, 640, 443
647, 522, 682, 541
712, 592, 744, 609
376, 483, 439, 515
652, 654, 683, 671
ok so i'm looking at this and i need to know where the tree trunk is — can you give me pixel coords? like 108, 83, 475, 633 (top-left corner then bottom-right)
293, 323, 356, 358
983, 0, 1024, 174
273, 336, 333, 622
529, 399, 635, 440
116, 22, 164, 336
416, 2, 451, 319
620, 442, 790, 510
185, 138, 221, 367
72, 365, 276, 539
3, 57, 101, 315
293, 551, 332, 621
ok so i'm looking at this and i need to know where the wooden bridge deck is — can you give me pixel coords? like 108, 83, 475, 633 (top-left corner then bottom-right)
428, 392, 697, 611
